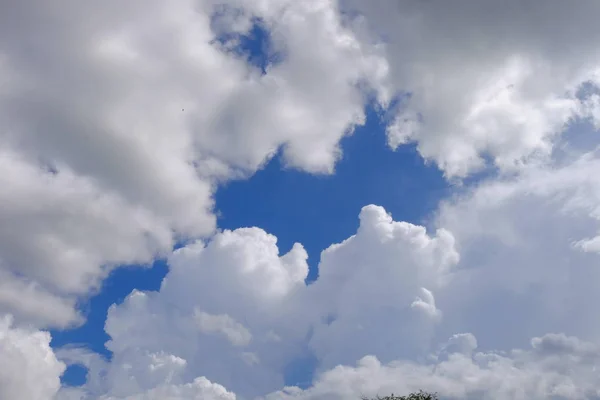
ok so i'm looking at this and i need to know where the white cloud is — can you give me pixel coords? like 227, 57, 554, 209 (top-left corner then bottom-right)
0, 270, 81, 328
58, 205, 458, 399
344, 0, 600, 177
305, 205, 458, 371
92, 228, 310, 398
0, 0, 389, 328
263, 333, 600, 400
61, 376, 238, 400
4, 0, 600, 333
63, 142, 600, 399
0, 316, 65, 400
434, 148, 600, 351
195, 310, 252, 347
278, 143, 600, 400
410, 287, 441, 320
6, 1, 600, 399
101, 377, 237, 400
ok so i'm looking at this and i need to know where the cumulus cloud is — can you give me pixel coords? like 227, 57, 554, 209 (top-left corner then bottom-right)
6, 0, 600, 399
195, 310, 253, 347
434, 148, 600, 351
344, 0, 600, 177
54, 205, 458, 399
64, 143, 600, 399
4, 0, 600, 333
94, 228, 310, 398
0, 316, 65, 400
0, 270, 81, 328
0, 0, 389, 328
59, 375, 237, 400
263, 333, 600, 400
58, 152, 600, 399
305, 205, 458, 370
286, 142, 600, 400
101, 377, 237, 400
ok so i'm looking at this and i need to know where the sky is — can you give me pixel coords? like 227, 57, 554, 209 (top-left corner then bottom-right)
3, 1, 600, 400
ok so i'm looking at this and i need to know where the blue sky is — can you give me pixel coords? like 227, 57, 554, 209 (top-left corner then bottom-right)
4, 2, 600, 400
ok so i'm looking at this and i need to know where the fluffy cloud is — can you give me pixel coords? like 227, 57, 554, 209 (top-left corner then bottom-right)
56, 205, 457, 399
305, 205, 458, 370
59, 374, 236, 400
6, 1, 600, 399
4, 0, 600, 333
195, 310, 252, 347
344, 0, 600, 177
434, 148, 600, 351
56, 347, 236, 400
0, 0, 388, 328
91, 228, 310, 398
268, 147, 600, 400
264, 333, 600, 400
63, 143, 600, 399
0, 316, 65, 400
102, 377, 237, 400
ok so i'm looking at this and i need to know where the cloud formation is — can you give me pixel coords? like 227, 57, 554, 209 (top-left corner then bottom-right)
52, 205, 455, 399
0, 316, 65, 400
346, 0, 600, 177
0, 0, 387, 328
3, 0, 600, 399
3, 0, 600, 330
58, 169, 600, 399
264, 333, 600, 400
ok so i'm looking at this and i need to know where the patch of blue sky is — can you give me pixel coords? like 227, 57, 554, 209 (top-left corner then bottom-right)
51, 260, 169, 359
211, 8, 280, 74
551, 82, 600, 165
215, 105, 450, 283
61, 364, 88, 388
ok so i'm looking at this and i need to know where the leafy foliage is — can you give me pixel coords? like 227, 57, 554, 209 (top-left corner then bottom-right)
361, 390, 439, 400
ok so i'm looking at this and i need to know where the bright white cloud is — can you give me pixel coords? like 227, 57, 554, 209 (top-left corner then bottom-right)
4, 0, 600, 332
434, 149, 600, 351
305, 205, 458, 371
93, 228, 310, 398
101, 377, 237, 400
5, 1, 600, 399
58, 374, 237, 400
0, 0, 388, 328
0, 316, 65, 400
57, 205, 458, 399
195, 310, 252, 347
344, 0, 600, 177
63, 145, 600, 399
263, 333, 600, 400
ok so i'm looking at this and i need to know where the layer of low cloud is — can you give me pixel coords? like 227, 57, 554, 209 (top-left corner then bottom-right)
264, 333, 600, 400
